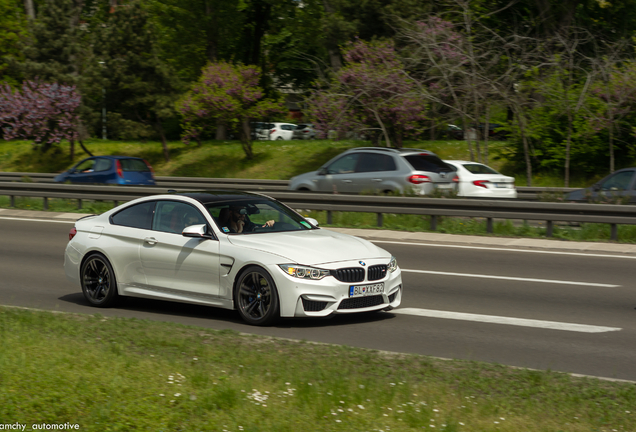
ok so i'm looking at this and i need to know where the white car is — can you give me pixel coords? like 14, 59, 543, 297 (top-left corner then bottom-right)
64, 191, 402, 326
444, 160, 517, 198
259, 122, 297, 141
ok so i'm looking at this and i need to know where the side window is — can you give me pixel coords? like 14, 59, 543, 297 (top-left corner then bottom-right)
600, 171, 635, 191
355, 153, 397, 173
326, 154, 359, 174
75, 159, 95, 173
93, 158, 112, 172
110, 201, 155, 230
121, 159, 150, 172
153, 201, 207, 234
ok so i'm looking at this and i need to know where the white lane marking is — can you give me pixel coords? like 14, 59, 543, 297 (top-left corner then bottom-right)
393, 308, 622, 333
0, 216, 76, 224
401, 269, 619, 288
372, 240, 636, 260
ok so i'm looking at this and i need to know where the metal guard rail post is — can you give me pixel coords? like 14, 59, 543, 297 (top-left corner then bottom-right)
1, 183, 636, 241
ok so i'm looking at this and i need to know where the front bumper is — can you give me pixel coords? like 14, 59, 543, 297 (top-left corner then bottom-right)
270, 261, 403, 318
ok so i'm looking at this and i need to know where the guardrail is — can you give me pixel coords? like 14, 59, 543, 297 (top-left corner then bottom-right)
0, 171, 576, 199
0, 181, 633, 241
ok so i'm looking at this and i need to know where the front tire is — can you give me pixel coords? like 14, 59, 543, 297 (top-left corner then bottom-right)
81, 253, 119, 307
235, 266, 279, 326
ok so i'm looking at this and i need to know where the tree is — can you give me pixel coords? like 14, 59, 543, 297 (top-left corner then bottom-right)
177, 62, 283, 159
305, 40, 427, 147
87, 1, 183, 161
0, 0, 29, 86
0, 80, 80, 153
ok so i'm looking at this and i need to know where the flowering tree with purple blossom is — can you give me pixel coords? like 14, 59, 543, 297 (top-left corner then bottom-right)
0, 80, 81, 153
305, 40, 427, 147
177, 62, 283, 159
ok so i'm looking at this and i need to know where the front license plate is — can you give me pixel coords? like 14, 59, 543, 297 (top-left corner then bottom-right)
349, 283, 384, 298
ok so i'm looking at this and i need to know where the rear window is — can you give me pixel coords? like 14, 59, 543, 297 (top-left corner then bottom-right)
120, 159, 150, 172
463, 163, 500, 175
111, 201, 155, 229
404, 155, 451, 173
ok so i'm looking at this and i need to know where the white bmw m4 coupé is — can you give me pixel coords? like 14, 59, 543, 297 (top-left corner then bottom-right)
64, 191, 402, 325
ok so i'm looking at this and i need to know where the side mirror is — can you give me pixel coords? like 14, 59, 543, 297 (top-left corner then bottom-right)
592, 184, 601, 191
182, 224, 213, 239
305, 217, 319, 227
318, 167, 328, 176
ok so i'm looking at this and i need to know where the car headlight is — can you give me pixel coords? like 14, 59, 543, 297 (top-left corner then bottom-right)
388, 256, 398, 273
279, 264, 331, 280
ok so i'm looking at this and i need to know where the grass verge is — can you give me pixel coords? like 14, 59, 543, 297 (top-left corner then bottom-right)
1, 306, 634, 432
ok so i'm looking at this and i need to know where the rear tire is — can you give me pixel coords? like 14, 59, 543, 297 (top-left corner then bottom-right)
81, 253, 119, 307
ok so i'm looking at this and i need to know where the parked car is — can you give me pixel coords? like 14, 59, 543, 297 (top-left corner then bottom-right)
251, 122, 271, 140
566, 168, 636, 203
258, 122, 297, 141
64, 191, 402, 326
444, 160, 516, 198
289, 147, 458, 195
54, 156, 155, 185
292, 123, 317, 140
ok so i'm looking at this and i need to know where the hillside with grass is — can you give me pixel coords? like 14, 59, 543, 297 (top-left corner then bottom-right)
0, 138, 590, 187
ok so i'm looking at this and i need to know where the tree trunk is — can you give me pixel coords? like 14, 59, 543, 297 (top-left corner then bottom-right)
70, 139, 75, 161
517, 115, 532, 186
462, 117, 474, 161
24, 0, 35, 19
78, 140, 94, 157
239, 118, 254, 159
156, 120, 170, 162
215, 123, 226, 141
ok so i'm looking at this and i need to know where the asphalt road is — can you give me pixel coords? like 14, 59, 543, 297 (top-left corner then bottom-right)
1, 216, 635, 382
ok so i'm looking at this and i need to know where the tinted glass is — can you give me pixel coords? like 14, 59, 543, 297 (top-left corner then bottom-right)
600, 170, 635, 190
111, 201, 155, 230
355, 153, 397, 173
121, 159, 150, 172
206, 198, 314, 234
462, 163, 500, 175
404, 155, 451, 173
326, 154, 359, 174
153, 201, 206, 234
93, 158, 112, 172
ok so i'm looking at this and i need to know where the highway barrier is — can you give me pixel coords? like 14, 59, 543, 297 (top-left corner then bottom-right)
0, 178, 633, 240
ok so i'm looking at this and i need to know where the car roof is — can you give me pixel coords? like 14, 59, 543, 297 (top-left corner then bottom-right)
171, 190, 269, 205
346, 147, 438, 156
83, 155, 146, 160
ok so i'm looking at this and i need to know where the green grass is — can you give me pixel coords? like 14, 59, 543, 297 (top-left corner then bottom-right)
1, 306, 634, 432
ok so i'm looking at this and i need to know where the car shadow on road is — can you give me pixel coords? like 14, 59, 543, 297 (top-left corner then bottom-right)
58, 293, 397, 328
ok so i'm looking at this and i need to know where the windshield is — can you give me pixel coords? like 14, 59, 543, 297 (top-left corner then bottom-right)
206, 198, 316, 234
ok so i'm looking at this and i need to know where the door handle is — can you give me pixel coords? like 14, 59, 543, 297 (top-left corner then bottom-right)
342, 180, 353, 183
144, 237, 158, 245
372, 178, 383, 182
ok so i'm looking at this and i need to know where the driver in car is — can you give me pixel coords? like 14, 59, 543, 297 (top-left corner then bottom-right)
229, 205, 275, 233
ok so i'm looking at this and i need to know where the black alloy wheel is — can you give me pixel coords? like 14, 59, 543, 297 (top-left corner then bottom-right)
235, 266, 279, 326
81, 254, 119, 307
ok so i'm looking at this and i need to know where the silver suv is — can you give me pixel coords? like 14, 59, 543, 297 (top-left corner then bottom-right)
288, 147, 458, 195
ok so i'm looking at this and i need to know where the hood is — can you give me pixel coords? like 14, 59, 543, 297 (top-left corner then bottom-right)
290, 170, 319, 182
226, 229, 389, 266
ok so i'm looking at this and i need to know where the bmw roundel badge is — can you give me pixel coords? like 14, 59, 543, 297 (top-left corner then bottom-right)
359, 261, 366, 266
